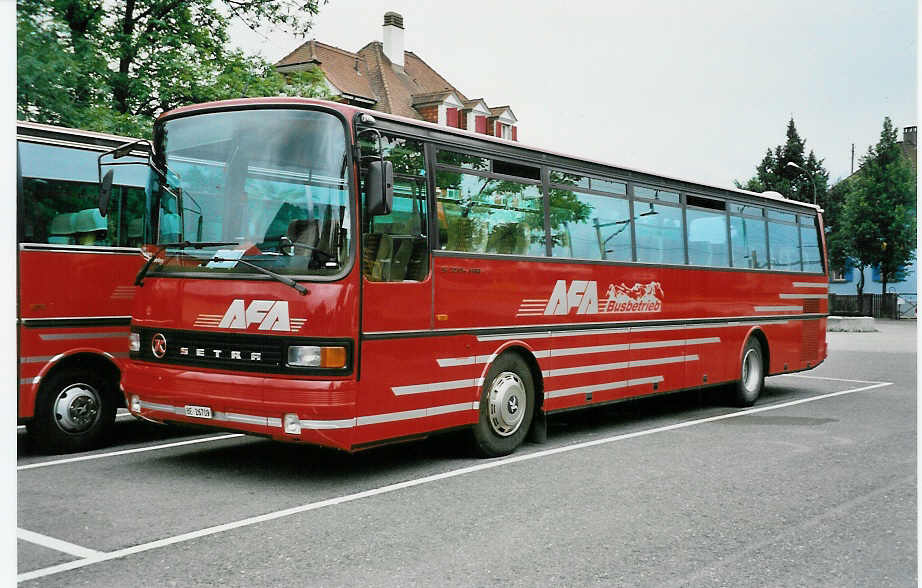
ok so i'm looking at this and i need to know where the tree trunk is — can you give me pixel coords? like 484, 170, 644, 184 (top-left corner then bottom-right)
61, 0, 101, 107
855, 266, 864, 297
112, 0, 137, 114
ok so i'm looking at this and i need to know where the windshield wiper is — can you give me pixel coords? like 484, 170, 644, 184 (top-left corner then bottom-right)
135, 241, 238, 286
207, 256, 309, 296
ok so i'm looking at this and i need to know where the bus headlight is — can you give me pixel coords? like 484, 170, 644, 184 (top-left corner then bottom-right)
287, 345, 347, 368
129, 332, 140, 352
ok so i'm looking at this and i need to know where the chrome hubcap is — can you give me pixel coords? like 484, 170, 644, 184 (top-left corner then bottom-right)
742, 349, 761, 393
488, 371, 526, 437
53, 383, 101, 434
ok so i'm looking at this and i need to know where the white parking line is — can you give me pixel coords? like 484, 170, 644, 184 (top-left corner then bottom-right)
775, 374, 886, 384
17, 378, 892, 583
17, 528, 103, 559
17, 434, 245, 471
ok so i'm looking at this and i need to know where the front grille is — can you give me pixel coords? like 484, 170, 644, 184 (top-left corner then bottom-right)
133, 327, 352, 375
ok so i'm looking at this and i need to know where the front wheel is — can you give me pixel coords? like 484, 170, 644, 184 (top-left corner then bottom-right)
728, 338, 765, 407
471, 354, 535, 457
30, 367, 116, 453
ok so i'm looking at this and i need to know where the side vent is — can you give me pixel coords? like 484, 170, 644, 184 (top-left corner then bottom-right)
803, 299, 820, 314
801, 319, 819, 360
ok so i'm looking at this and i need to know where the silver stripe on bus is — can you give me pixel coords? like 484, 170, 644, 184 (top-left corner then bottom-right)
19, 355, 57, 364
139, 400, 176, 413
438, 337, 719, 367
630, 337, 719, 350
545, 375, 665, 400
298, 418, 356, 430
392, 377, 485, 396
19, 377, 40, 386
779, 293, 828, 299
754, 306, 803, 312
136, 399, 479, 431
39, 332, 129, 341
437, 350, 551, 368
542, 354, 698, 378
791, 282, 828, 288
222, 412, 269, 426
356, 402, 477, 426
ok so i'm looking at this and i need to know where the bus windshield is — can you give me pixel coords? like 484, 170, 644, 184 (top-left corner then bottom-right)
150, 108, 352, 277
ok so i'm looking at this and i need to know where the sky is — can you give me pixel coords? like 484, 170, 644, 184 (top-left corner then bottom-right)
231, 0, 917, 189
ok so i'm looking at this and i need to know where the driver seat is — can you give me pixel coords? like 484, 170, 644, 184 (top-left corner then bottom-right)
286, 219, 319, 257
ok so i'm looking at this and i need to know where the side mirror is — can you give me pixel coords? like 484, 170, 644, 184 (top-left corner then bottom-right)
99, 169, 114, 217
365, 160, 394, 216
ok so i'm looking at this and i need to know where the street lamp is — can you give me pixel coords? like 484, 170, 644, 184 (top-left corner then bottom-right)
784, 161, 816, 205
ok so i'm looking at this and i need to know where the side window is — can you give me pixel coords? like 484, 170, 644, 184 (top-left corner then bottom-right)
633, 186, 684, 265
360, 134, 429, 282
767, 213, 802, 271
548, 170, 631, 261
800, 218, 823, 273
19, 140, 148, 247
685, 196, 729, 267
436, 171, 544, 256
435, 150, 545, 257
729, 215, 769, 269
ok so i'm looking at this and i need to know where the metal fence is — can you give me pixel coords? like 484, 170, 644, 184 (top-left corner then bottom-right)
828, 293, 903, 319
896, 293, 917, 320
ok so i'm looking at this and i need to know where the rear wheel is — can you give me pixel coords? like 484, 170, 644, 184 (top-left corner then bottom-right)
471, 354, 535, 457
728, 338, 765, 407
30, 367, 116, 453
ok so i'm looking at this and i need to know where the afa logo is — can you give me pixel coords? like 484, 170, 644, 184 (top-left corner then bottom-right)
517, 280, 664, 317
193, 299, 307, 332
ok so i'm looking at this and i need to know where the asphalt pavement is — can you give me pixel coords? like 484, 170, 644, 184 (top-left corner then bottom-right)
16, 320, 917, 586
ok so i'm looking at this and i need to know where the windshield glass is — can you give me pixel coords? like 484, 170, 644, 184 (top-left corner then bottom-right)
149, 108, 351, 277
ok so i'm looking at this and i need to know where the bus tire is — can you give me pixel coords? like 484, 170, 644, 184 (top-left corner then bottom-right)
31, 367, 116, 453
472, 354, 535, 457
729, 338, 765, 407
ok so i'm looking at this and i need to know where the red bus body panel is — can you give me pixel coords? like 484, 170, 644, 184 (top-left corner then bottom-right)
18, 247, 143, 419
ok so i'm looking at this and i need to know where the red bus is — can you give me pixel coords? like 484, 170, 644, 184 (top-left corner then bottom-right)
121, 98, 827, 456
18, 122, 150, 452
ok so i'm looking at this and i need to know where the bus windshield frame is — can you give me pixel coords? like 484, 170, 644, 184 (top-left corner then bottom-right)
148, 106, 355, 280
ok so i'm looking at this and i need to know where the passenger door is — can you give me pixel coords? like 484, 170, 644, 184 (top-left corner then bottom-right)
359, 133, 432, 334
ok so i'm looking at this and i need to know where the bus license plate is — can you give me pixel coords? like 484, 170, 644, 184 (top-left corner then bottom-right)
185, 405, 213, 419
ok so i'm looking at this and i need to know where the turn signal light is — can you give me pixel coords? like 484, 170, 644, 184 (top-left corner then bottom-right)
287, 346, 347, 368
129, 332, 140, 352
320, 347, 347, 368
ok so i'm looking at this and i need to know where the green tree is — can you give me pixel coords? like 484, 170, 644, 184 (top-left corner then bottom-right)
735, 118, 829, 210
838, 117, 916, 295
823, 177, 852, 278
18, 0, 331, 137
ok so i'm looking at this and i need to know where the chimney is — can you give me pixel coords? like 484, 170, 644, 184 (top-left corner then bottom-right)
382, 11, 404, 68
903, 126, 917, 147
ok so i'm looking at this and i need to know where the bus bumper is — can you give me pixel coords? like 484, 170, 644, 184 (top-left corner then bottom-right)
123, 360, 357, 450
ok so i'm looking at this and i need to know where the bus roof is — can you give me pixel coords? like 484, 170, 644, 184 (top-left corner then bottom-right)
17, 120, 142, 146
158, 97, 822, 213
